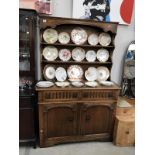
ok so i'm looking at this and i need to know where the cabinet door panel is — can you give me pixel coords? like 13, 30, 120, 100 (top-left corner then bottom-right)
40, 103, 77, 139
19, 108, 34, 139
81, 103, 115, 135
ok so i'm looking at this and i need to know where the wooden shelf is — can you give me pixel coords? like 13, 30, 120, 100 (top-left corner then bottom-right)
42, 60, 112, 65
41, 42, 114, 48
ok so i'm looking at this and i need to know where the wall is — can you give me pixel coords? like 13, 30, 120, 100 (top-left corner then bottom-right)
39, 0, 135, 85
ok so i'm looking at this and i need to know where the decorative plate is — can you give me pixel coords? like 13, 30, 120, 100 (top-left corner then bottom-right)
55, 67, 67, 82
43, 65, 55, 80
99, 81, 114, 86
98, 33, 111, 46
68, 78, 82, 82
71, 81, 84, 87
97, 66, 110, 81
86, 50, 96, 62
59, 49, 71, 61
88, 33, 99, 45
55, 81, 70, 87
58, 32, 70, 44
71, 27, 88, 45
36, 81, 54, 88
67, 65, 83, 81
97, 48, 109, 62
42, 46, 58, 61
85, 67, 98, 81
43, 28, 58, 44
85, 81, 98, 87
72, 47, 85, 62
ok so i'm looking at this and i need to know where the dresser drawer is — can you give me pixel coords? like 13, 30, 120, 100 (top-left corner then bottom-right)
42, 90, 80, 102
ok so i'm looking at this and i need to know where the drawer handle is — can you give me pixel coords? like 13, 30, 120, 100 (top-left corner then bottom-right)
85, 115, 91, 122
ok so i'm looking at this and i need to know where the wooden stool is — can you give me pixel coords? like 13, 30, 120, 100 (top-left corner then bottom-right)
113, 115, 135, 147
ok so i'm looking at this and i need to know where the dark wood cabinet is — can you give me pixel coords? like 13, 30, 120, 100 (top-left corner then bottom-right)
19, 9, 37, 147
37, 87, 120, 147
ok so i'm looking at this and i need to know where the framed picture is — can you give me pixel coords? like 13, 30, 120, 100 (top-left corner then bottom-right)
19, 0, 53, 14
72, 0, 134, 25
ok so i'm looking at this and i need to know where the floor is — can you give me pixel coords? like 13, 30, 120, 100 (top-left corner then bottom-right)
19, 142, 135, 155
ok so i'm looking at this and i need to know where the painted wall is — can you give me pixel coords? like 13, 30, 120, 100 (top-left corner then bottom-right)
38, 0, 135, 85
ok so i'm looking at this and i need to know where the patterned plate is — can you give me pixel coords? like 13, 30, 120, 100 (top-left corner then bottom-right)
58, 32, 70, 44
97, 48, 109, 62
55, 81, 70, 87
71, 81, 84, 87
67, 65, 83, 81
72, 47, 85, 62
85, 67, 98, 81
86, 50, 96, 62
97, 66, 110, 81
85, 81, 98, 87
59, 49, 71, 61
42, 46, 58, 61
43, 65, 55, 80
36, 81, 54, 87
55, 67, 67, 82
88, 33, 99, 45
99, 32, 111, 46
71, 27, 88, 45
43, 28, 58, 44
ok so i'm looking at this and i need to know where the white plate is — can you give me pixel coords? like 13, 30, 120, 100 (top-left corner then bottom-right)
59, 49, 71, 61
67, 65, 83, 81
55, 81, 70, 87
88, 33, 99, 45
71, 81, 84, 87
97, 66, 110, 81
36, 81, 54, 87
42, 46, 58, 61
68, 78, 82, 82
99, 33, 111, 46
97, 48, 109, 62
55, 67, 67, 82
85, 67, 98, 81
71, 27, 88, 45
43, 65, 55, 80
43, 28, 58, 44
72, 47, 85, 62
85, 81, 98, 87
58, 32, 70, 44
99, 81, 114, 86
86, 50, 96, 62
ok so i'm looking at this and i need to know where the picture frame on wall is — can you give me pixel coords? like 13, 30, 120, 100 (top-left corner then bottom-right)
72, 0, 134, 25
19, 0, 53, 14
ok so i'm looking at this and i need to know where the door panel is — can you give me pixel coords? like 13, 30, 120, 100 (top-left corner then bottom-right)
42, 103, 77, 138
19, 108, 34, 139
81, 103, 115, 135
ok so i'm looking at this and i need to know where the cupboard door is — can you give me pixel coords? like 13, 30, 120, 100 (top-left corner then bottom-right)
80, 103, 115, 136
19, 108, 35, 139
39, 103, 77, 144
